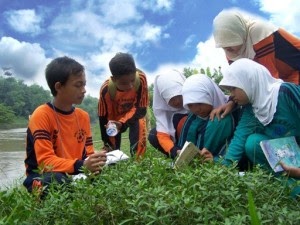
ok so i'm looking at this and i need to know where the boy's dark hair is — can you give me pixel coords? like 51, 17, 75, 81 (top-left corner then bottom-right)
109, 52, 136, 77
45, 56, 84, 96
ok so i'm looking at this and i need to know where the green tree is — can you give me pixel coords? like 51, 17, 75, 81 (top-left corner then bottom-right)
77, 95, 99, 124
25, 84, 52, 116
148, 83, 154, 107
183, 66, 223, 84
0, 103, 15, 123
0, 76, 52, 118
183, 67, 199, 77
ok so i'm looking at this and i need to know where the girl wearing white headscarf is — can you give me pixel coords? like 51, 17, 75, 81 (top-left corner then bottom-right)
213, 8, 300, 84
148, 70, 189, 159
219, 59, 300, 179
177, 74, 235, 159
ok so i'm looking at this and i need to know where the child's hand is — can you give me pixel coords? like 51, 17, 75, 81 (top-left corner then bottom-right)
106, 120, 122, 131
280, 162, 300, 178
210, 101, 235, 121
84, 151, 107, 173
199, 148, 213, 162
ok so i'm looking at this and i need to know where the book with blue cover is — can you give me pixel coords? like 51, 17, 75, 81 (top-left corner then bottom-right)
260, 136, 300, 173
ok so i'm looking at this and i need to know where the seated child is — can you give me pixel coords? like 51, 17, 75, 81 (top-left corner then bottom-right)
148, 70, 189, 159
23, 56, 107, 198
218, 58, 300, 196
178, 74, 235, 161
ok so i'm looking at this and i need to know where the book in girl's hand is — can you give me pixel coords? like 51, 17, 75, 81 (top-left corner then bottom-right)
174, 141, 199, 169
260, 136, 300, 173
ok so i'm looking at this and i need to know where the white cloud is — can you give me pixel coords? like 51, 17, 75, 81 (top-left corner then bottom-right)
143, 63, 188, 86
4, 9, 42, 35
258, 0, 300, 35
191, 37, 228, 72
0, 37, 48, 79
136, 23, 162, 43
141, 0, 174, 12
183, 34, 196, 49
100, 0, 142, 25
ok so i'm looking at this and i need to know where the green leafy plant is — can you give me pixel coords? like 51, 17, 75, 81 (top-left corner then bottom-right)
1, 148, 300, 225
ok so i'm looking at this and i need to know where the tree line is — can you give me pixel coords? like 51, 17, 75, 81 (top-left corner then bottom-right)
0, 76, 98, 125
0, 66, 222, 126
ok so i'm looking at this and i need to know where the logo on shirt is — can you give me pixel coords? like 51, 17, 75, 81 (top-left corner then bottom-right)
75, 129, 86, 143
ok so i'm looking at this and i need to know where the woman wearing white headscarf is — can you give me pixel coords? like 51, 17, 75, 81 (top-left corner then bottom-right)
219, 58, 300, 196
178, 74, 235, 160
148, 70, 189, 159
213, 8, 300, 84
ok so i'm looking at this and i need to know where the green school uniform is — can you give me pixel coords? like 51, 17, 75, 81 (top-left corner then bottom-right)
178, 113, 235, 157
223, 83, 300, 167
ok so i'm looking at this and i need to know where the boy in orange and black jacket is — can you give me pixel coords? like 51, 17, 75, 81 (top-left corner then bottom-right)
98, 53, 149, 157
23, 56, 107, 198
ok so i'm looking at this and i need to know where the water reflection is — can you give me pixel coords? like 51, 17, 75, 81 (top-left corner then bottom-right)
0, 128, 26, 189
0, 151, 25, 189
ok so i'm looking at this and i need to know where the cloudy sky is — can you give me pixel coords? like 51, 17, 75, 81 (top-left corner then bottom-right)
0, 0, 299, 98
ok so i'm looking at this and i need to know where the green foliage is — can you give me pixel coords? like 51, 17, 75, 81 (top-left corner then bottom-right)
183, 66, 223, 84
0, 76, 100, 125
0, 103, 15, 123
77, 95, 99, 124
248, 190, 261, 225
146, 106, 156, 129
183, 67, 199, 78
0, 76, 52, 121
148, 83, 154, 107
1, 149, 300, 224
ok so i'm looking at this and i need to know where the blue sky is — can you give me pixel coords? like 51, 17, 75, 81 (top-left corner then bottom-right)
0, 0, 299, 97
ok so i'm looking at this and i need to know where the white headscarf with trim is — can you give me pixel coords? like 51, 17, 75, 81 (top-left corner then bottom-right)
153, 70, 188, 137
220, 58, 283, 125
213, 8, 277, 61
182, 74, 228, 111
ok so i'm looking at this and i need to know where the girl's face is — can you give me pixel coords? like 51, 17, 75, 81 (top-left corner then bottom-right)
168, 95, 183, 109
228, 87, 249, 105
223, 45, 243, 59
187, 103, 213, 118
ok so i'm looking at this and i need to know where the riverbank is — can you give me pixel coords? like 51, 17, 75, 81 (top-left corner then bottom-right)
0, 128, 26, 189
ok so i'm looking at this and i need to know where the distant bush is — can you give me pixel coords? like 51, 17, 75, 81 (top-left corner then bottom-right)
1, 149, 300, 224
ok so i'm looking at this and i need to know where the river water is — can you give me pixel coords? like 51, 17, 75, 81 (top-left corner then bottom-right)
0, 128, 26, 190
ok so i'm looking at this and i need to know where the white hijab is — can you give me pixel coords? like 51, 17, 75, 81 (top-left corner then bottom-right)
220, 58, 283, 125
213, 9, 277, 61
153, 70, 188, 138
182, 74, 228, 114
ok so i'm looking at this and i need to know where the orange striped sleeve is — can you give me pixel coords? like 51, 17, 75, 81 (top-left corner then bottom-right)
98, 79, 110, 117
137, 72, 149, 108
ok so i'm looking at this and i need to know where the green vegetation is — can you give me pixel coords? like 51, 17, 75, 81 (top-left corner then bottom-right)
0, 76, 100, 127
1, 149, 300, 224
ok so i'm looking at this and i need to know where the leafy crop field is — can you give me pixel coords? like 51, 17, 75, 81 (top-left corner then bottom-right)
1, 124, 300, 224
1, 147, 300, 224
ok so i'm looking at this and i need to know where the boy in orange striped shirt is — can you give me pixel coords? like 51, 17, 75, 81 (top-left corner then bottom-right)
98, 53, 149, 157
23, 56, 107, 198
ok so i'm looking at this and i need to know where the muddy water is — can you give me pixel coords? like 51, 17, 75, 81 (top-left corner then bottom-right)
0, 128, 26, 189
